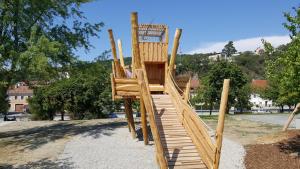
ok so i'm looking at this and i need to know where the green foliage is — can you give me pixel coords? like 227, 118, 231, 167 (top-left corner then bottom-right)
261, 6, 300, 107
222, 41, 237, 58
234, 51, 265, 80
0, 84, 8, 114
0, 0, 103, 113
175, 53, 211, 77
29, 62, 114, 120
193, 61, 249, 113
0, 0, 103, 83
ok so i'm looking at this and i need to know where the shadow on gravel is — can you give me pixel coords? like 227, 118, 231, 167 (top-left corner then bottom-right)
136, 125, 154, 143
0, 157, 74, 169
0, 121, 127, 151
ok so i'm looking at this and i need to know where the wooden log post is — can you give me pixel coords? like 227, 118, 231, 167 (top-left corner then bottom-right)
117, 39, 125, 68
283, 103, 300, 131
131, 12, 142, 70
169, 28, 182, 74
213, 79, 230, 169
125, 99, 136, 138
184, 77, 191, 102
140, 97, 149, 145
108, 29, 124, 78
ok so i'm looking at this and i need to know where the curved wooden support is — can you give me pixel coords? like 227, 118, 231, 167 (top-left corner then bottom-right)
169, 28, 182, 73
283, 103, 300, 131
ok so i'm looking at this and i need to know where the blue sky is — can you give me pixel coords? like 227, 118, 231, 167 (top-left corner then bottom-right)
75, 0, 299, 61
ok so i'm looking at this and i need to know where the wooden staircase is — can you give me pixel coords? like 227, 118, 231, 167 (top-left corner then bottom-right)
152, 94, 207, 169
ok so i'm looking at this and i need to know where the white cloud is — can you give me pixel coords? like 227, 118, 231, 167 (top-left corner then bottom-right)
188, 35, 291, 54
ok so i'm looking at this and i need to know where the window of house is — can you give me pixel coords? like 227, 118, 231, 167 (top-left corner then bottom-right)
254, 94, 256, 98
265, 101, 268, 107
21, 96, 24, 100
15, 96, 17, 100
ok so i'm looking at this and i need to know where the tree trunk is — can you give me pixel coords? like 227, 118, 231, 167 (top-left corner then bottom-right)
281, 105, 284, 113
209, 101, 213, 116
61, 111, 65, 121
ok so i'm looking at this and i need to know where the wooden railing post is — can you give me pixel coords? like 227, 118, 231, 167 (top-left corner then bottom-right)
213, 79, 230, 169
169, 28, 182, 73
140, 97, 149, 145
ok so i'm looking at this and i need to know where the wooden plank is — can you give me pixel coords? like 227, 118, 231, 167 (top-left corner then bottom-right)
115, 78, 137, 84
116, 84, 139, 91
116, 91, 139, 96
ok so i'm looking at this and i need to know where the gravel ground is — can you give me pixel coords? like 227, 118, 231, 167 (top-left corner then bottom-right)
235, 114, 300, 128
59, 126, 245, 169
58, 127, 158, 169
220, 138, 245, 169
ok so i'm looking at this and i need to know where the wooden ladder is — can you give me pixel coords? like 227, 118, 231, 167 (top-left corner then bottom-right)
152, 94, 207, 169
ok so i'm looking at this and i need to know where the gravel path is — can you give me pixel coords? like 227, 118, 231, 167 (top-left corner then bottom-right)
234, 114, 300, 127
58, 125, 245, 169
58, 127, 158, 169
220, 138, 245, 169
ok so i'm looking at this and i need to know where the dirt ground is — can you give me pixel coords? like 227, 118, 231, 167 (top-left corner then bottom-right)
203, 115, 300, 169
245, 130, 300, 169
0, 119, 129, 168
203, 115, 282, 145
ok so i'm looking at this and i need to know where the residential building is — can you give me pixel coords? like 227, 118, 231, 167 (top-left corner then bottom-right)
250, 79, 278, 112
7, 82, 33, 112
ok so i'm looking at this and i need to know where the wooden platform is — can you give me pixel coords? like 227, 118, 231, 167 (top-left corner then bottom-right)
152, 94, 207, 169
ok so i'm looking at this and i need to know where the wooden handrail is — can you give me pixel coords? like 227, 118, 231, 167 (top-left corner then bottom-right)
166, 74, 215, 168
136, 69, 168, 169
166, 73, 230, 169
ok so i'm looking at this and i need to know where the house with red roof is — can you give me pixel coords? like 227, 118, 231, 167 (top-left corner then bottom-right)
7, 82, 33, 112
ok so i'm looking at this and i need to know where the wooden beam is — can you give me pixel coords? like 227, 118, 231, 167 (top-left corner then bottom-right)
108, 29, 125, 78
110, 73, 115, 101
169, 29, 182, 73
140, 97, 149, 145
283, 103, 300, 131
131, 12, 142, 69
117, 39, 125, 68
125, 99, 136, 138
213, 79, 230, 169
108, 29, 118, 62
165, 26, 169, 44
184, 77, 191, 102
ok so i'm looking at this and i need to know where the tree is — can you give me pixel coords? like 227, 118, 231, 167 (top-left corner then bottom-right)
222, 41, 237, 59
234, 51, 265, 80
29, 62, 114, 120
0, 0, 103, 114
195, 61, 249, 114
262, 6, 300, 109
0, 0, 103, 82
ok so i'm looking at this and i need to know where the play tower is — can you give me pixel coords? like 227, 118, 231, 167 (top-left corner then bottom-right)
110, 12, 230, 169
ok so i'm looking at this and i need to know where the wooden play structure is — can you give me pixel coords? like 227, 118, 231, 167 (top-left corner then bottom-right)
109, 12, 230, 169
